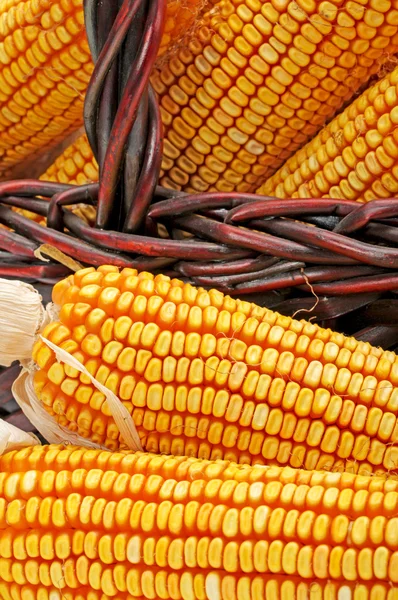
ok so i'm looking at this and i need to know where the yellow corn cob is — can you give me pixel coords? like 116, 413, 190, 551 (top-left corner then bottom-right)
0, 0, 207, 179
31, 266, 398, 474
41, 131, 98, 185
40, 0, 398, 193
0, 443, 397, 599
258, 64, 398, 201
0, 0, 91, 177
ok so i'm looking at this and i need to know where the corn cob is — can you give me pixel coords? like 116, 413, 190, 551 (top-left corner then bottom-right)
41, 131, 98, 185
0, 0, 91, 178
30, 266, 398, 474
258, 63, 398, 200
0, 443, 397, 600
39, 0, 398, 193
0, 0, 207, 179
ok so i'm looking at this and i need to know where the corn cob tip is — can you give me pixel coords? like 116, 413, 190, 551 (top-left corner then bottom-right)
0, 278, 46, 367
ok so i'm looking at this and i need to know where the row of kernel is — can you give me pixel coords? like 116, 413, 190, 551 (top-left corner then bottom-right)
144, 432, 388, 474
37, 351, 398, 454
25, 387, 392, 470
2, 506, 398, 555
0, 569, 397, 600
2, 469, 398, 516
35, 328, 396, 420
37, 320, 398, 422
0, 581, 108, 600
57, 268, 385, 354
40, 316, 397, 398
36, 333, 398, 420
135, 406, 395, 465
52, 281, 396, 365
3, 443, 398, 490
55, 307, 389, 382
117, 378, 396, 452
0, 528, 397, 576
0, 544, 396, 587
55, 269, 317, 342
1, 445, 397, 496
2, 509, 398, 574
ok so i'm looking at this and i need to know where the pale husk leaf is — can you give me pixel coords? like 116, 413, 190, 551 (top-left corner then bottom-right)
0, 279, 46, 367
0, 420, 40, 455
